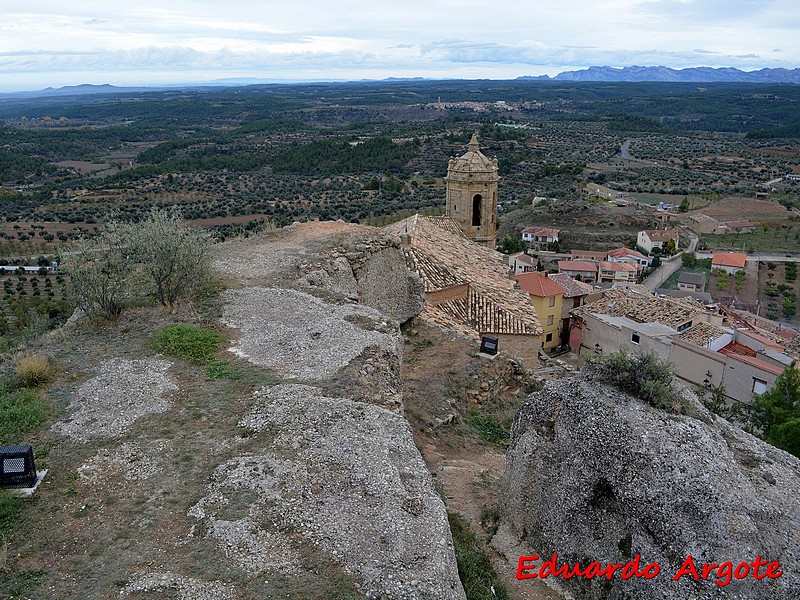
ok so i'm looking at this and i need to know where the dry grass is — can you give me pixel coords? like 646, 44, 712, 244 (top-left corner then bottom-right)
14, 354, 52, 388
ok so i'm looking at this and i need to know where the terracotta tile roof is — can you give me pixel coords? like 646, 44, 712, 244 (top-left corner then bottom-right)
571, 250, 607, 261
643, 229, 678, 242
573, 287, 706, 328
607, 247, 647, 260
720, 341, 757, 357
548, 273, 593, 298
515, 272, 566, 297
522, 227, 560, 237
712, 252, 747, 268
558, 260, 598, 272
600, 261, 637, 272
384, 215, 542, 338
423, 286, 542, 337
510, 253, 537, 266
719, 346, 784, 376
679, 322, 727, 347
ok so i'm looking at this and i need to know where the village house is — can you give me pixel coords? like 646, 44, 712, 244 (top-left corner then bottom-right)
678, 272, 706, 292
549, 273, 596, 348
656, 288, 715, 306
557, 260, 598, 282
515, 271, 565, 351
605, 247, 651, 272
722, 221, 756, 234
637, 228, 678, 253
569, 287, 794, 406
599, 260, 638, 283
570, 250, 607, 262
712, 252, 747, 274
507, 252, 537, 274
521, 226, 559, 249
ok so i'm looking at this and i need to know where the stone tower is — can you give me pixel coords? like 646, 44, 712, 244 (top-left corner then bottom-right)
445, 133, 499, 248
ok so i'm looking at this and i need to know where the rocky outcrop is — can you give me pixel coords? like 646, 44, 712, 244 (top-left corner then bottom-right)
354, 245, 424, 324
204, 222, 464, 598
501, 372, 800, 600
190, 384, 465, 600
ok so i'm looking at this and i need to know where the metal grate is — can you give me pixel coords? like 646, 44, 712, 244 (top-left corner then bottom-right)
3, 458, 25, 473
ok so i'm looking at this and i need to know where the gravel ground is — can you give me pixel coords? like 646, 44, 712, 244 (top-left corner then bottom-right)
77, 440, 170, 485
52, 357, 177, 442
188, 383, 465, 600
119, 571, 236, 599
221, 287, 399, 380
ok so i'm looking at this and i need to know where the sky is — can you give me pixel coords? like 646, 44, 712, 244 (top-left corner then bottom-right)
0, 0, 798, 92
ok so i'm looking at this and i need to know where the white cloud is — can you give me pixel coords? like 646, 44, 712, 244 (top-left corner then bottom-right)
0, 0, 797, 91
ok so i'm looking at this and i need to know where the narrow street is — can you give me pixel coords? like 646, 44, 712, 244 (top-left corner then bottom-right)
642, 229, 699, 291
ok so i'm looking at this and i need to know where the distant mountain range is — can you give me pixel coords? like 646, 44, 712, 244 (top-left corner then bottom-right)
2, 66, 799, 99
520, 66, 800, 83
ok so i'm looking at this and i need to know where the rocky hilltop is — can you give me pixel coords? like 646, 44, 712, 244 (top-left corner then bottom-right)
500, 370, 800, 599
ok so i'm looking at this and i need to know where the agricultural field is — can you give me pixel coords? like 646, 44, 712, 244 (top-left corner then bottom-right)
1, 80, 799, 339
757, 261, 800, 326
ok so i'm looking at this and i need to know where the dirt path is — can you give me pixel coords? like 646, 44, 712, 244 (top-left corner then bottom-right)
404, 323, 564, 600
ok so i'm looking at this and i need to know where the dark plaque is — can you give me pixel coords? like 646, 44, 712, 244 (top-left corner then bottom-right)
0, 444, 37, 487
480, 335, 499, 356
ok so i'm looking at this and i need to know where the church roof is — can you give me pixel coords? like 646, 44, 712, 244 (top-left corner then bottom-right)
447, 133, 498, 174
383, 215, 542, 338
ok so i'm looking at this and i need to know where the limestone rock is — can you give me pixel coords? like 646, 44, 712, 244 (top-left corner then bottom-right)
501, 373, 800, 600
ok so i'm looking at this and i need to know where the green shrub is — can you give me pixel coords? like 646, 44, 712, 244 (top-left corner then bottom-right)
465, 411, 509, 447
588, 349, 676, 410
0, 387, 49, 445
448, 513, 510, 600
151, 324, 223, 364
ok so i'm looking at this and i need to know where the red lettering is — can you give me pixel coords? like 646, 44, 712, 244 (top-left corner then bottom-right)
516, 555, 539, 580
540, 553, 569, 578
642, 563, 660, 579
621, 554, 645, 579
563, 562, 586, 579
673, 555, 700, 581
766, 561, 783, 579
584, 562, 602, 579
750, 555, 769, 580
734, 563, 750, 579
596, 563, 624, 580
715, 562, 733, 587
701, 562, 719, 579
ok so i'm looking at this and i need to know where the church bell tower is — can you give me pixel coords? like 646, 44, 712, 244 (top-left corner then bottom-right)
445, 133, 499, 248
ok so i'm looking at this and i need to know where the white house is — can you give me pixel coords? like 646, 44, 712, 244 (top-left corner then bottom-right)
637, 229, 678, 253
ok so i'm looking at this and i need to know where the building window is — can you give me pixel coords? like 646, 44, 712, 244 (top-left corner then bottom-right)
631, 333, 640, 344
753, 378, 768, 395
547, 315, 554, 326
548, 296, 556, 307
677, 321, 692, 333
546, 333, 553, 343
472, 194, 482, 226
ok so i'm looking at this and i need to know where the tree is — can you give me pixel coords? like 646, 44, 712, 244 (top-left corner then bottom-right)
679, 197, 690, 212
681, 251, 697, 268
128, 210, 212, 308
751, 362, 800, 458
499, 235, 524, 254
61, 223, 132, 318
662, 238, 677, 256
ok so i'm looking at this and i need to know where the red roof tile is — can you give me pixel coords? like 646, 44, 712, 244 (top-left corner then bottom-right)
558, 260, 598, 272
712, 252, 747, 268
515, 272, 566, 297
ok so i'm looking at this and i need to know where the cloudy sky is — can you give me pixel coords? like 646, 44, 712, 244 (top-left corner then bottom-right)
1, 0, 797, 92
